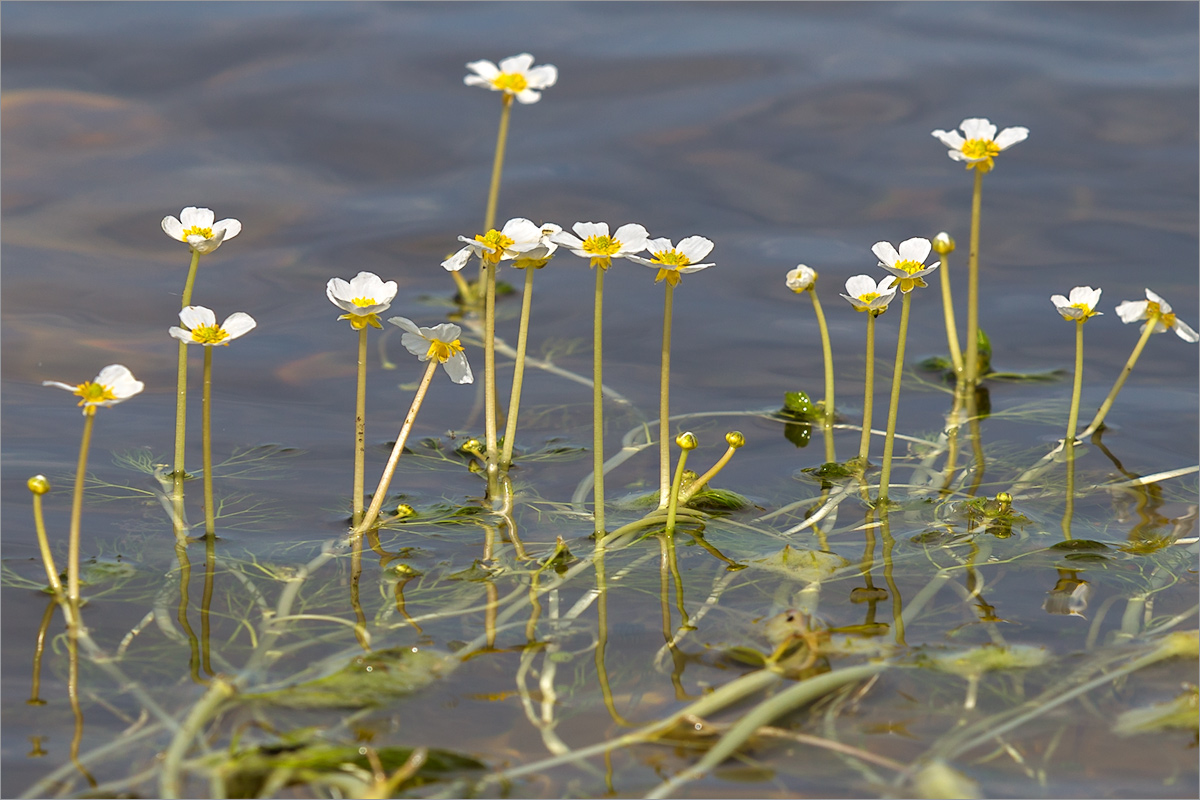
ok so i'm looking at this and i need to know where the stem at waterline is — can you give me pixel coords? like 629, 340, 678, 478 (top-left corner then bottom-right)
1078, 311, 1159, 440
964, 168, 984, 386
67, 409, 96, 613
352, 327, 368, 526
501, 266, 537, 469
857, 312, 877, 467
202, 347, 216, 538
356, 359, 439, 534
878, 291, 913, 502
658, 283, 675, 508
592, 266, 607, 536
665, 441, 691, 536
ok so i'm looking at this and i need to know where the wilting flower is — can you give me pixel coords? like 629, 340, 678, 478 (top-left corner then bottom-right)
388, 317, 473, 384
1051, 286, 1103, 322
441, 217, 544, 272
464, 53, 558, 104
786, 264, 818, 293
44, 364, 144, 413
326, 271, 399, 330
169, 306, 257, 345
872, 238, 939, 293
932, 118, 1029, 173
1115, 288, 1199, 343
627, 236, 715, 286
551, 222, 649, 270
512, 223, 563, 269
161, 207, 242, 254
841, 275, 898, 315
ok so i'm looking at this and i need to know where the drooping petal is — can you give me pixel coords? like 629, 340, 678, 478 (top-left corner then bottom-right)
675, 235, 714, 263
426, 322, 463, 343
221, 312, 257, 340
441, 246, 474, 272
1172, 318, 1199, 342
188, 228, 228, 254
442, 352, 474, 384
179, 305, 217, 331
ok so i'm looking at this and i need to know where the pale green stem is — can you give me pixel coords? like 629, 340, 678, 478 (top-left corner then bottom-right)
501, 266, 537, 469
809, 289, 836, 428
356, 359, 439, 535
484, 261, 500, 499
200, 534, 215, 676
31, 490, 63, 599
665, 445, 691, 536
159, 678, 235, 799
678, 444, 737, 506
937, 251, 964, 375
1065, 319, 1086, 445
480, 94, 513, 288
353, 328, 368, 526
857, 313, 877, 465
878, 291, 913, 502
593, 267, 607, 535
658, 283, 675, 508
594, 547, 631, 726
964, 168, 984, 386
173, 250, 201, 490
880, 510, 905, 646
1062, 447, 1076, 541
1078, 311, 1159, 440
202, 347, 216, 539
68, 409, 96, 612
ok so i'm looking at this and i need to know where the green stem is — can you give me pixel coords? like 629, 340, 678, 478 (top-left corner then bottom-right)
857, 313, 877, 466
678, 444, 736, 506
938, 251, 964, 375
201, 348, 217, 541
31, 489, 65, 602
810, 289, 836, 428
173, 250, 201, 492
356, 359, 439, 534
878, 291, 913, 502
964, 168, 984, 386
658, 283, 675, 508
501, 266, 537, 469
593, 267, 607, 536
1065, 319, 1085, 445
480, 94, 513, 287
68, 410, 96, 611
353, 328, 368, 525
665, 446, 691, 536
484, 261, 500, 499
1078, 311, 1159, 440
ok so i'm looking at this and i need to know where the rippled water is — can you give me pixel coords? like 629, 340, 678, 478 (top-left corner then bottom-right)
3, 3, 1197, 797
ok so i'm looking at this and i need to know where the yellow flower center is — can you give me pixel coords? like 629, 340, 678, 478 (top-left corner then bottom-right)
961, 138, 1002, 172
858, 291, 881, 304
73, 381, 117, 406
474, 230, 515, 265
191, 323, 230, 345
492, 72, 528, 93
426, 338, 464, 363
582, 234, 624, 269
651, 249, 692, 267
1145, 301, 1176, 329
893, 259, 925, 275
351, 296, 377, 308
180, 225, 214, 241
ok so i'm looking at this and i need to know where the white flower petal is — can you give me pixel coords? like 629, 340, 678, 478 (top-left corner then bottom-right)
465, 59, 499, 80
1050, 294, 1070, 309
959, 118, 997, 141
931, 129, 965, 150
993, 127, 1029, 150
514, 89, 542, 104
572, 221, 608, 241
1115, 299, 1148, 323
1144, 288, 1171, 312
786, 265, 816, 292
387, 315, 423, 339
221, 312, 257, 340
189, 228, 228, 254
179, 305, 217, 330
213, 218, 241, 241
676, 263, 714, 274
95, 364, 144, 401
524, 64, 558, 89
675, 235, 714, 263
498, 53, 535, 74
443, 352, 474, 384
441, 246, 474, 272
180, 207, 214, 229
871, 241, 901, 267
897, 237, 932, 264
162, 216, 184, 241
426, 322, 462, 343
43, 380, 78, 392
612, 223, 649, 254
845, 274, 876, 297
1172, 318, 1199, 343
169, 326, 193, 343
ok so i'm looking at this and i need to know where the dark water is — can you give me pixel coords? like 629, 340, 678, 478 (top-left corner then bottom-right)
3, 2, 1197, 797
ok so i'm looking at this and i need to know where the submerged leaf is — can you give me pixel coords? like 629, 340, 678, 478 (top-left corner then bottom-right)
246, 647, 455, 709
749, 546, 849, 583
922, 644, 1048, 678
913, 759, 982, 799
1112, 686, 1199, 736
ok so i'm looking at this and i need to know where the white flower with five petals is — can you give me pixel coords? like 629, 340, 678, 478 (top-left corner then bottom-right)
551, 222, 649, 270
169, 306, 257, 345
841, 275, 898, 315
512, 223, 563, 269
626, 236, 715, 287
932, 118, 1028, 173
1115, 288, 1198, 342
441, 217, 544, 272
161, 207, 242, 254
326, 271, 399, 329
388, 317, 473, 384
44, 364, 144, 414
465, 53, 558, 104
872, 238, 939, 293
1051, 286, 1103, 322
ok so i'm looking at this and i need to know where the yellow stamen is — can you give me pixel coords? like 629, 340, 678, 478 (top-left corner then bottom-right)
339, 312, 382, 330
190, 323, 231, 345
651, 249, 692, 267
180, 225, 214, 241
893, 259, 926, 275
72, 381, 117, 406
582, 234, 623, 270
474, 230, 515, 265
492, 72, 528, 93
426, 338, 464, 363
1145, 301, 1176, 330
351, 296, 378, 308
656, 268, 682, 287
961, 138, 1002, 172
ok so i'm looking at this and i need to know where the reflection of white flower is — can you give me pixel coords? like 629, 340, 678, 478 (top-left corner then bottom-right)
161, 207, 242, 254
441, 217, 544, 272
326, 271, 399, 329
626, 236, 715, 287
551, 222, 649, 270
44, 364, 145, 413
786, 264, 818, 293
465, 53, 558, 104
932, 118, 1028, 173
1051, 286, 1103, 322
512, 223, 563, 269
1116, 288, 1199, 343
169, 306, 257, 345
388, 317, 473, 384
872, 238, 939, 293
841, 275, 897, 315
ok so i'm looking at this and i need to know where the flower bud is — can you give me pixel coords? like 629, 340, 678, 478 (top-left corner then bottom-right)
461, 439, 484, 455
785, 264, 818, 293
931, 232, 955, 255
393, 504, 415, 519
675, 432, 698, 451
725, 431, 745, 449
27, 475, 50, 495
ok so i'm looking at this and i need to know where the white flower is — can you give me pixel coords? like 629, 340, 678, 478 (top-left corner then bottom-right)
626, 236, 715, 287
161, 207, 242, 254
326, 271, 399, 329
441, 217, 544, 272
841, 274, 898, 315
169, 306, 257, 345
44, 364, 144, 413
786, 264, 818, 293
1115, 288, 1199, 343
932, 118, 1028, 173
387, 317, 473, 384
1051, 286, 1103, 322
512, 223, 563, 269
872, 238, 939, 293
551, 222, 650, 270
464, 53, 558, 104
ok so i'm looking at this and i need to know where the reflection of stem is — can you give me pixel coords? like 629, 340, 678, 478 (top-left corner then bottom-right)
201, 534, 216, 676
592, 267, 607, 535
394, 576, 422, 633
658, 283, 675, 508
28, 598, 56, 706
666, 535, 689, 633
202, 347, 216, 538
68, 410, 96, 612
68, 627, 97, 788
350, 534, 369, 650
174, 250, 201, 504
501, 267, 537, 469
810, 289, 836, 428
967, 389, 985, 497
594, 547, 632, 726
880, 510, 905, 646
940, 382, 966, 494
964, 168, 984, 386
858, 313, 877, 465
356, 359, 439, 534
174, 542, 203, 685
485, 581, 499, 650
1079, 311, 1159, 440
879, 291, 913, 502
353, 327, 368, 526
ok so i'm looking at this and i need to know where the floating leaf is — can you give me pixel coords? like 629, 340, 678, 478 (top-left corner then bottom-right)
246, 647, 455, 709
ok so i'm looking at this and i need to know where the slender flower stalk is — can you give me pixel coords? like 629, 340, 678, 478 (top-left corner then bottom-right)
43, 365, 144, 610
27, 476, 66, 605
788, 265, 836, 463
841, 275, 898, 466
666, 433, 698, 536
1051, 286, 1103, 448
628, 236, 716, 507
1079, 289, 1198, 439
678, 432, 745, 506
552, 222, 650, 534
878, 291, 913, 502
964, 169, 985, 386
931, 232, 963, 375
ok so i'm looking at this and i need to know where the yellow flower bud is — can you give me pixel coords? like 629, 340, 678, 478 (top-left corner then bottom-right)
931, 232, 955, 254
393, 504, 415, 519
725, 431, 745, 449
27, 475, 50, 495
675, 432, 698, 451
